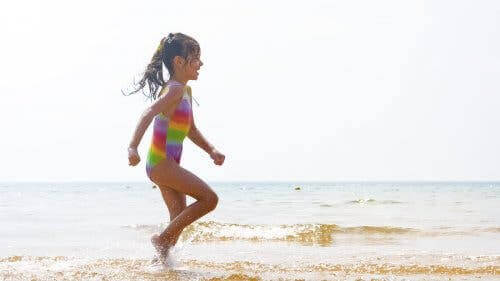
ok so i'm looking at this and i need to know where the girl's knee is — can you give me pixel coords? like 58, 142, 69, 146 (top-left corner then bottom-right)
204, 191, 219, 211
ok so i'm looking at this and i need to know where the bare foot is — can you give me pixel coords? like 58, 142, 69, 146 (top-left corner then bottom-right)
151, 234, 173, 264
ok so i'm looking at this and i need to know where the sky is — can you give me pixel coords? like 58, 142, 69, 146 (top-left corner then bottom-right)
1, 0, 499, 182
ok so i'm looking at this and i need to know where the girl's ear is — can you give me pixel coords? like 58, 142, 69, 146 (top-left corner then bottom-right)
172, 55, 180, 67
173, 55, 186, 67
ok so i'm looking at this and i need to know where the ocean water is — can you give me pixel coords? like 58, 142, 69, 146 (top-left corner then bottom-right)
0, 181, 498, 280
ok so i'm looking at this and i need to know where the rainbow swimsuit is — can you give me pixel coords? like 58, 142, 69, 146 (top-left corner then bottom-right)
146, 80, 192, 178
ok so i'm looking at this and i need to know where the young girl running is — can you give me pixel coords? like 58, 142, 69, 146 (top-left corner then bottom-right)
125, 32, 225, 261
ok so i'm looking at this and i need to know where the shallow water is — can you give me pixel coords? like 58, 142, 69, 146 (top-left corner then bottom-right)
1, 181, 499, 280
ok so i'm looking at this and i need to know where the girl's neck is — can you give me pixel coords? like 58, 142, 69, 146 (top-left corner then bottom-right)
168, 75, 188, 86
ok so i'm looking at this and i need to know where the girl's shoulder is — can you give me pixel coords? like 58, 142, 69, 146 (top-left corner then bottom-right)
185, 85, 199, 107
158, 83, 185, 97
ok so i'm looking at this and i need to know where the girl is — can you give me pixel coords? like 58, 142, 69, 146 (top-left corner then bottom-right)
125, 32, 225, 261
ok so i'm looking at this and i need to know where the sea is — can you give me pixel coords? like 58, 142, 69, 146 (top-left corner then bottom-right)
0, 181, 499, 280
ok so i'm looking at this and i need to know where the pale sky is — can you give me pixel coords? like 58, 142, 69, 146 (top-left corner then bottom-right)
1, 0, 499, 182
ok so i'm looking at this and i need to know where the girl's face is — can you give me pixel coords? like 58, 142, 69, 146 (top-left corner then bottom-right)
174, 52, 203, 81
186, 53, 203, 80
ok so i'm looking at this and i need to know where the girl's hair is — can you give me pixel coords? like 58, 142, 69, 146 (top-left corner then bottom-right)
122, 32, 200, 100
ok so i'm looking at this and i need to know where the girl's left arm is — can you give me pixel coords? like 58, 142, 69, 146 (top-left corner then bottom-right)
187, 87, 225, 166
188, 121, 216, 155
187, 86, 216, 155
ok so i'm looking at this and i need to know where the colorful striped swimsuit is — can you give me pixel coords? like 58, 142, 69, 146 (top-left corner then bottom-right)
146, 80, 192, 178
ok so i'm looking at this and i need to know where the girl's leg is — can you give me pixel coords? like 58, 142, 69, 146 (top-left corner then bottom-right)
149, 156, 219, 247
158, 185, 186, 244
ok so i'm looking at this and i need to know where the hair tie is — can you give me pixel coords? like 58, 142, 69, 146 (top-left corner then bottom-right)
166, 33, 174, 44
156, 37, 166, 52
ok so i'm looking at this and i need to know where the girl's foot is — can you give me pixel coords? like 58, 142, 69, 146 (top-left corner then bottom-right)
151, 234, 174, 264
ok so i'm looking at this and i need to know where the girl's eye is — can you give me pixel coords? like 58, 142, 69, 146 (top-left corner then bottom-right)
189, 58, 201, 66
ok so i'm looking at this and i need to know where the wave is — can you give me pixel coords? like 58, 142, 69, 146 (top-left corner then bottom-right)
431, 226, 500, 236
485, 227, 500, 233
1, 256, 498, 280
123, 221, 500, 246
346, 198, 404, 205
319, 203, 334, 207
124, 221, 416, 246
317, 199, 404, 207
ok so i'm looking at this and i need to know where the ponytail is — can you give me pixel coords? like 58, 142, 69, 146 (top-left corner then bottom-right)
122, 37, 167, 100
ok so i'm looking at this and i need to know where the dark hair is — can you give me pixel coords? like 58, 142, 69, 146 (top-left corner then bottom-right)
122, 32, 200, 100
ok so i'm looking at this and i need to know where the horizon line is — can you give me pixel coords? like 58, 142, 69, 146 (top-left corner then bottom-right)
1, 180, 499, 184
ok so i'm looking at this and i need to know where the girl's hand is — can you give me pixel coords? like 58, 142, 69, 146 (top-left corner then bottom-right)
128, 147, 141, 166
209, 148, 225, 166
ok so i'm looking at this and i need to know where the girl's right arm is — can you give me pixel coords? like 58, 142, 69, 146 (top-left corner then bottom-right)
127, 85, 185, 166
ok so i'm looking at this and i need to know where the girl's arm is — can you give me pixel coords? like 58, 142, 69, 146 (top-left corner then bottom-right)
188, 121, 225, 166
128, 85, 185, 150
188, 121, 215, 155
186, 87, 225, 166
186, 86, 215, 154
